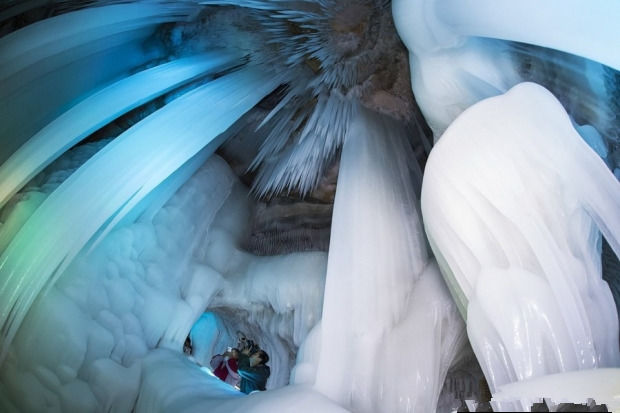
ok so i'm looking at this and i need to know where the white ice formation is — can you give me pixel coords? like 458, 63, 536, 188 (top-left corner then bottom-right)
0, 0, 619, 412
1, 150, 328, 411
422, 83, 620, 408
392, 0, 620, 138
314, 107, 465, 412
493, 368, 620, 411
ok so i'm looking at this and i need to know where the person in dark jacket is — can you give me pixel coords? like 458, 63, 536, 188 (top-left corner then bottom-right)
238, 348, 270, 394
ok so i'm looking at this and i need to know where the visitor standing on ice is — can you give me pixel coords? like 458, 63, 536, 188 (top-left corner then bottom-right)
210, 348, 241, 387
238, 347, 270, 394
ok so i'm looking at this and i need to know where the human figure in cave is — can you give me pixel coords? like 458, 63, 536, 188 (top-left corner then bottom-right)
210, 348, 241, 387
183, 336, 192, 355
238, 348, 271, 394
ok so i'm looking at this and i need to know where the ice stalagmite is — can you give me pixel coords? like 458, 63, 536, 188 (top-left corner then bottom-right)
0, 66, 282, 362
314, 108, 465, 412
421, 83, 620, 403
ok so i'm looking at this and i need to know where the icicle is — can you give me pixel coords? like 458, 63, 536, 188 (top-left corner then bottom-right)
392, 0, 619, 70
0, 2, 198, 97
251, 92, 354, 198
198, 0, 279, 10
0, 52, 242, 209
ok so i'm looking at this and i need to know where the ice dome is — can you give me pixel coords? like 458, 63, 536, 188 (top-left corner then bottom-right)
0, 0, 618, 412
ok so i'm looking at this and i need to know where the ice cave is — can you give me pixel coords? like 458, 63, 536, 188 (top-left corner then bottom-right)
0, 0, 619, 412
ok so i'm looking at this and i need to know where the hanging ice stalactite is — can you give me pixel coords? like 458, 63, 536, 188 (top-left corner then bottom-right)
314, 107, 465, 413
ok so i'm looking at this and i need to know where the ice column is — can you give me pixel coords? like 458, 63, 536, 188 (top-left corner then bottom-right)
421, 83, 620, 395
314, 108, 465, 412
0, 2, 198, 164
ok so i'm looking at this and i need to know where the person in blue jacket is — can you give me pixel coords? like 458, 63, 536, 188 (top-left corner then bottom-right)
238, 346, 270, 394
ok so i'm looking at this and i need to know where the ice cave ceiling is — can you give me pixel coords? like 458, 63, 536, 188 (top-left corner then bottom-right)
0, 0, 619, 412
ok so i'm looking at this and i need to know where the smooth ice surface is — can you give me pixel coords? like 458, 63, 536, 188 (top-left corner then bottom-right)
391, 0, 620, 69
391, 0, 620, 141
137, 349, 347, 413
0, 66, 281, 362
421, 83, 620, 395
0, 53, 241, 208
314, 108, 465, 412
493, 368, 620, 412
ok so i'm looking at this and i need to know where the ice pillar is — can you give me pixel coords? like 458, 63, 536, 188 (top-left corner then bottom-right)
314, 107, 465, 412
